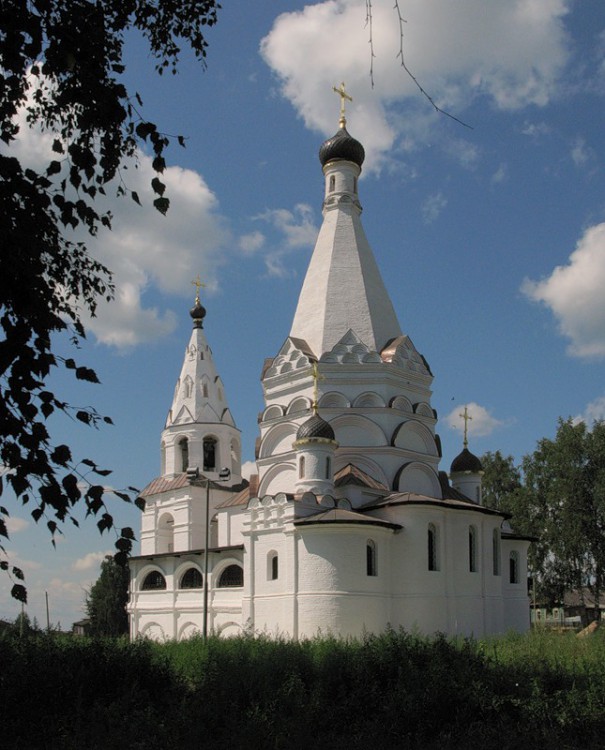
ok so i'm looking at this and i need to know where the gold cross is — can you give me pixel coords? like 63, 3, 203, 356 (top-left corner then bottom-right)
459, 405, 472, 448
191, 274, 206, 305
311, 361, 325, 414
332, 82, 352, 127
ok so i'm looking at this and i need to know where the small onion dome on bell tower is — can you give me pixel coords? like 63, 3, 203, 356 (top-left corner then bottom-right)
450, 448, 483, 474
190, 274, 206, 329
449, 406, 483, 502
295, 413, 336, 442
319, 82, 365, 168
319, 125, 365, 168
293, 411, 338, 496
450, 447, 484, 504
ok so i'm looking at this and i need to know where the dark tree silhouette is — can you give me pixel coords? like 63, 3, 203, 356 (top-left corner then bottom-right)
0, 0, 220, 602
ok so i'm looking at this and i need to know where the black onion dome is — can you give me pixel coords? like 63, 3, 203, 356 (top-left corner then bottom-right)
190, 300, 206, 328
296, 413, 335, 441
319, 126, 365, 168
450, 448, 483, 474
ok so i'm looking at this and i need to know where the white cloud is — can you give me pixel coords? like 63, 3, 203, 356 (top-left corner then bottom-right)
239, 231, 266, 254
445, 402, 504, 438
72, 551, 111, 572
252, 203, 318, 277
422, 192, 447, 224
570, 136, 593, 167
3, 101, 231, 350
441, 138, 480, 169
79, 155, 231, 348
573, 396, 605, 427
241, 461, 257, 481
491, 163, 508, 185
575, 396, 605, 425
256, 204, 318, 248
261, 0, 571, 169
522, 222, 605, 358
5, 517, 29, 534
521, 120, 551, 137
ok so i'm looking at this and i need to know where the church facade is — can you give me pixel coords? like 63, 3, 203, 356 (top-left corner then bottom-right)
127, 106, 531, 641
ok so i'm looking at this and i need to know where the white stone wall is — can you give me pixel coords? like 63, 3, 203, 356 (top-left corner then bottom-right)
128, 549, 244, 641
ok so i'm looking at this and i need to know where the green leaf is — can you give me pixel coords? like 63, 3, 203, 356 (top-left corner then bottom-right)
153, 197, 170, 215
46, 160, 62, 176
11, 584, 27, 604
152, 155, 166, 173
151, 176, 165, 196
75, 366, 100, 383
51, 444, 72, 466
131, 190, 141, 206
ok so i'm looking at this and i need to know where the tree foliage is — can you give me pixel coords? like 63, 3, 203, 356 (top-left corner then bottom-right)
480, 450, 522, 512
86, 554, 129, 637
482, 419, 605, 607
0, 0, 220, 602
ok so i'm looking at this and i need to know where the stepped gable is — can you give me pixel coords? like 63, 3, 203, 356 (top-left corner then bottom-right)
334, 463, 388, 490
319, 330, 382, 364
264, 337, 314, 379
381, 335, 432, 377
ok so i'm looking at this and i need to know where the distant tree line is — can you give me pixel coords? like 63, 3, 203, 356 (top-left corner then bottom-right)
481, 418, 605, 608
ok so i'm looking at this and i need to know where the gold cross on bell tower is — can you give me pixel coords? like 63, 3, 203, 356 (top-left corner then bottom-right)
191, 274, 206, 305
459, 405, 472, 448
311, 361, 325, 414
332, 82, 352, 127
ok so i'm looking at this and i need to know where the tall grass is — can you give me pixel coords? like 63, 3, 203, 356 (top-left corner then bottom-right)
1, 628, 604, 749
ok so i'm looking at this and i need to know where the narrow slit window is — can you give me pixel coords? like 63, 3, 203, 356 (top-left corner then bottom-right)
428, 524, 438, 571
469, 526, 477, 573
366, 540, 377, 576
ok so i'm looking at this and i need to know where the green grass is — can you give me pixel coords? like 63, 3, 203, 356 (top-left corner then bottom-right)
1, 628, 604, 749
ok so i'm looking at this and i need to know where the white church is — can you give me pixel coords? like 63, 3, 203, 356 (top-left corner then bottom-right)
128, 97, 531, 641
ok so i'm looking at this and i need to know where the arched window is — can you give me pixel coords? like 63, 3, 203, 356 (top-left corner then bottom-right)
325, 456, 331, 479
428, 524, 439, 571
366, 540, 377, 576
203, 437, 217, 471
353, 177, 357, 193
299, 456, 305, 479
329, 175, 335, 192
141, 571, 166, 590
509, 551, 519, 584
268, 553, 278, 581
179, 568, 203, 589
179, 437, 189, 472
202, 382, 209, 398
492, 529, 501, 576
469, 525, 477, 572
218, 564, 244, 588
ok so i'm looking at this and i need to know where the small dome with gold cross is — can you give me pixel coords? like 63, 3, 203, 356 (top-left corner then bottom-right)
296, 413, 335, 442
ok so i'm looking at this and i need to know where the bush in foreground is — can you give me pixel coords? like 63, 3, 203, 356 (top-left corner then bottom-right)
1, 628, 604, 749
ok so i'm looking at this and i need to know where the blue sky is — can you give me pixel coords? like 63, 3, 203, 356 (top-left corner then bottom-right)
2, 0, 605, 628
